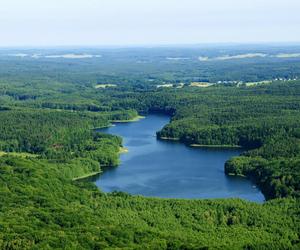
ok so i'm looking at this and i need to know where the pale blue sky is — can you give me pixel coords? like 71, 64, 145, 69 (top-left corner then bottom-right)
0, 0, 299, 46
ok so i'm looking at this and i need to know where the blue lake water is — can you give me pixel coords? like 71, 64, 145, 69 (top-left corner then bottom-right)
94, 114, 265, 202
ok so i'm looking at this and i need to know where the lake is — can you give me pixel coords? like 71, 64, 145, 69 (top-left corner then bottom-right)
94, 114, 265, 202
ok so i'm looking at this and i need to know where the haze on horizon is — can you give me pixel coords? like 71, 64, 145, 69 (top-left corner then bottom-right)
0, 0, 300, 47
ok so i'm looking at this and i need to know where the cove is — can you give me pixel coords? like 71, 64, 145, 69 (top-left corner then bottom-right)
94, 114, 265, 202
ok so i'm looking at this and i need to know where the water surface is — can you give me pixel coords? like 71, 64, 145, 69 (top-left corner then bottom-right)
94, 114, 264, 202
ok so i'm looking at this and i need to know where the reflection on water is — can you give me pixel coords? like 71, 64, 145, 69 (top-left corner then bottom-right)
93, 114, 265, 202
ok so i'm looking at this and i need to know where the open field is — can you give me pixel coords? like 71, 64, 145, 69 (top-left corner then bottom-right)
95, 84, 117, 88
190, 82, 214, 87
0, 151, 38, 158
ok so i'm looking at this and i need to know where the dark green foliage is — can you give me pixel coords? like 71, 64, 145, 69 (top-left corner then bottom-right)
225, 156, 300, 199
0, 156, 299, 249
0, 47, 300, 248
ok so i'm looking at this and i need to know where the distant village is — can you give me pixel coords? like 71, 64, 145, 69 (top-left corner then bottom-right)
155, 76, 299, 88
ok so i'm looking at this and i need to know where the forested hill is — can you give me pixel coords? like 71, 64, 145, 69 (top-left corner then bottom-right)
0, 48, 300, 249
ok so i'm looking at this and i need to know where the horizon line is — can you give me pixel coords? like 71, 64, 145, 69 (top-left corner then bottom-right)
1, 41, 300, 49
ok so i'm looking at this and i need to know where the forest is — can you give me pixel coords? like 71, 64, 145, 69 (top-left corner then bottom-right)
0, 46, 299, 249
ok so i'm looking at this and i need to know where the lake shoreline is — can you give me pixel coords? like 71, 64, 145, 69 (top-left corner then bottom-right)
112, 115, 145, 123
159, 136, 180, 141
158, 137, 242, 148
93, 115, 145, 130
72, 171, 102, 181
95, 114, 264, 202
119, 147, 129, 154
189, 144, 242, 149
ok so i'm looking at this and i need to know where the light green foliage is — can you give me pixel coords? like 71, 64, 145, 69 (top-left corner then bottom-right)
0, 48, 299, 248
0, 156, 299, 249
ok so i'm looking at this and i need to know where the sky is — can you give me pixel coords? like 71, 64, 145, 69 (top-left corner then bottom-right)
0, 0, 300, 46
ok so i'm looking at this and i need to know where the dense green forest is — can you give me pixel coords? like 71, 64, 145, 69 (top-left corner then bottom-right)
1, 156, 299, 249
0, 46, 300, 249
